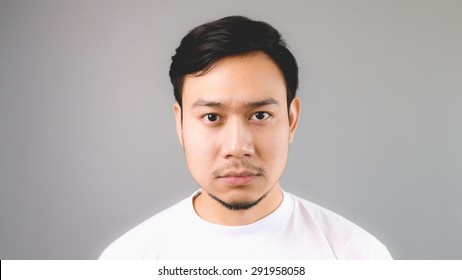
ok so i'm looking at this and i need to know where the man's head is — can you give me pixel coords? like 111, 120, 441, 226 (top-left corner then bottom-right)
169, 16, 300, 217
169, 15, 299, 110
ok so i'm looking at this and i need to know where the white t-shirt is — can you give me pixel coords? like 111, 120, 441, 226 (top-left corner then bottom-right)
99, 190, 392, 259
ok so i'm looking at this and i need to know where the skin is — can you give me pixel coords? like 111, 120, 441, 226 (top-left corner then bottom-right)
174, 51, 300, 226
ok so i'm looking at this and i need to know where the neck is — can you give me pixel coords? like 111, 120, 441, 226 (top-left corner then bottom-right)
193, 184, 283, 226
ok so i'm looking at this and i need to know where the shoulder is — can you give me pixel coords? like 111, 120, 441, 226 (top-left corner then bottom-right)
99, 197, 190, 259
289, 193, 392, 259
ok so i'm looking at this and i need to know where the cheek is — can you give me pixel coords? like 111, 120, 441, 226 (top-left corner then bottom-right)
183, 123, 216, 152
182, 122, 216, 175
256, 125, 290, 164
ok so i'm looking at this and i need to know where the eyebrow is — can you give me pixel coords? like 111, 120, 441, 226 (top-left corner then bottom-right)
246, 97, 279, 108
192, 99, 223, 108
192, 97, 279, 108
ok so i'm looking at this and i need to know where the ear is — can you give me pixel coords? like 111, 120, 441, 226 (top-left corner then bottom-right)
173, 103, 184, 147
288, 97, 301, 143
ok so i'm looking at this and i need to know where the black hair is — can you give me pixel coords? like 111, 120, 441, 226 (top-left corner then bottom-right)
169, 15, 299, 109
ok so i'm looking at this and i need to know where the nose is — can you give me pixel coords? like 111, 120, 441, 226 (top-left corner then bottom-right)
221, 117, 255, 159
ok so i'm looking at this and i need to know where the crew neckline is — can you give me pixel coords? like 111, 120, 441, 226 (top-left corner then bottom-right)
188, 189, 294, 236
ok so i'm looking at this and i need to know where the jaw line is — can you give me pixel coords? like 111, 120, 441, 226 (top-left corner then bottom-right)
205, 188, 271, 211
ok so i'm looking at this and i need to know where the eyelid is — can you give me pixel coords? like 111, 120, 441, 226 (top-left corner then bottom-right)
249, 111, 272, 120
201, 113, 222, 123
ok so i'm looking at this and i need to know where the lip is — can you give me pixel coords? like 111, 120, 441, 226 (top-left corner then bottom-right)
220, 170, 258, 177
219, 175, 258, 186
217, 170, 260, 186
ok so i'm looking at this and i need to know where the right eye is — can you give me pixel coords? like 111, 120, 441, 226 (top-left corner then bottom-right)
202, 113, 221, 123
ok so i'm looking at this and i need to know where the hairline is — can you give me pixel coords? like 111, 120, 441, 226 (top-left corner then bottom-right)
178, 51, 292, 111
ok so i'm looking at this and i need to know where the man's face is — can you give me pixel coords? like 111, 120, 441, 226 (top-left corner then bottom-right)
174, 52, 300, 211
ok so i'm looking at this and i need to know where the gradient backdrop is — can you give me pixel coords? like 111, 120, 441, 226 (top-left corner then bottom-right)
1, 0, 461, 259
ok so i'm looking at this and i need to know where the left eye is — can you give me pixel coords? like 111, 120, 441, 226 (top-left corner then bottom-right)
251, 112, 271, 120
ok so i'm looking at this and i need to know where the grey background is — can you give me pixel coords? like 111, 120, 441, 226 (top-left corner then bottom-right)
1, 0, 461, 259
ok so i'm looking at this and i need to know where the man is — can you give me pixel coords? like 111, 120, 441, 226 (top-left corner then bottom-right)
100, 16, 392, 259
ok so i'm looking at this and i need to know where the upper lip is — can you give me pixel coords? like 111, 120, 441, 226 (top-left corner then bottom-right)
219, 170, 259, 178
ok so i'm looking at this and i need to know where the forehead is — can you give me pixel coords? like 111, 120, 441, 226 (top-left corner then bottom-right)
182, 52, 287, 107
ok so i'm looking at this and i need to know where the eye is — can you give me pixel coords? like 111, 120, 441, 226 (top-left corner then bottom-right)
202, 113, 221, 123
250, 112, 271, 121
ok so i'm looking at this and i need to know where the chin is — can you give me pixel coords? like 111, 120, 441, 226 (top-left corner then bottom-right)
207, 190, 267, 211
225, 185, 270, 200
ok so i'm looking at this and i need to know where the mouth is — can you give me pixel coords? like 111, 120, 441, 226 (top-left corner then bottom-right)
217, 170, 261, 186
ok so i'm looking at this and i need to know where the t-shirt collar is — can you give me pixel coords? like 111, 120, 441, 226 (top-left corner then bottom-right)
189, 189, 294, 236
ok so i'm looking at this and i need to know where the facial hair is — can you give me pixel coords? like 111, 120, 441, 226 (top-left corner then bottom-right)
207, 190, 268, 211
211, 159, 265, 178
207, 159, 267, 211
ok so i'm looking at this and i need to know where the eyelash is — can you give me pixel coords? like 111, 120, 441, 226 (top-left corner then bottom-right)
250, 111, 271, 121
202, 113, 222, 123
201, 112, 272, 123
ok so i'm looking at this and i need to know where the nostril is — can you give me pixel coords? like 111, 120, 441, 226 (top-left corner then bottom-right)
223, 143, 254, 159
221, 120, 255, 158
